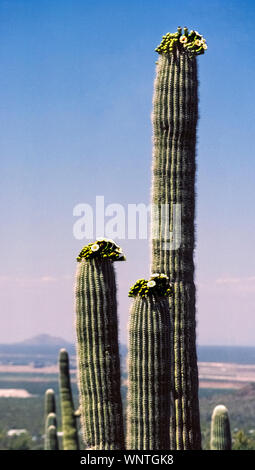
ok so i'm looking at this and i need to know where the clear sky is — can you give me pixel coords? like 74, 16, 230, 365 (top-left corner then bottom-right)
1, 0, 255, 345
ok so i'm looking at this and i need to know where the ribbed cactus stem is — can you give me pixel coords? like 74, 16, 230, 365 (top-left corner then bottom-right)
75, 257, 125, 450
127, 296, 172, 449
59, 349, 79, 450
210, 405, 232, 450
46, 425, 59, 451
151, 29, 204, 449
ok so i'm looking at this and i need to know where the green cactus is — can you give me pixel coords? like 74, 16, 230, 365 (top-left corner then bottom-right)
75, 239, 125, 450
45, 413, 58, 450
150, 27, 207, 449
46, 412, 57, 429
127, 275, 173, 449
210, 405, 232, 450
44, 388, 56, 417
59, 348, 79, 450
44, 389, 57, 450
46, 425, 59, 451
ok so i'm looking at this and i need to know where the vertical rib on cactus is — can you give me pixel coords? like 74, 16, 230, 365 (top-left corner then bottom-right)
75, 240, 125, 450
151, 28, 207, 449
210, 405, 232, 450
46, 425, 59, 451
127, 276, 173, 450
59, 349, 79, 450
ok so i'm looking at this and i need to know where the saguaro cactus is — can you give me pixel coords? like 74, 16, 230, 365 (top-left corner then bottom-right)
150, 27, 207, 450
44, 389, 57, 450
44, 388, 56, 417
59, 348, 79, 450
46, 425, 59, 451
45, 413, 58, 450
210, 405, 232, 450
46, 412, 57, 429
75, 238, 125, 450
127, 275, 173, 450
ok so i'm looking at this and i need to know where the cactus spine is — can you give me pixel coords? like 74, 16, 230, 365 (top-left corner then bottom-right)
127, 293, 172, 449
46, 425, 59, 451
59, 349, 79, 450
75, 242, 125, 450
150, 28, 207, 449
210, 405, 232, 450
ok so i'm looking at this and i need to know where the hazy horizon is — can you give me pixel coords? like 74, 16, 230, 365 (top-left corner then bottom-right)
2, 331, 255, 348
1, 0, 255, 347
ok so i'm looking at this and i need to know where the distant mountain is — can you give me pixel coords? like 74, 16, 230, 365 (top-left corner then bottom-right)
0, 334, 75, 357
20, 334, 71, 347
0, 335, 128, 365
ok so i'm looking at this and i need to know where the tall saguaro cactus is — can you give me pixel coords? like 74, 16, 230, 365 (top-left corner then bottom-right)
59, 349, 79, 450
210, 405, 232, 450
75, 238, 125, 450
127, 275, 173, 450
150, 28, 207, 450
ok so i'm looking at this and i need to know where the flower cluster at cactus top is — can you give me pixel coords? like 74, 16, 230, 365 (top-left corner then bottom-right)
129, 274, 172, 298
155, 27, 207, 56
77, 238, 126, 262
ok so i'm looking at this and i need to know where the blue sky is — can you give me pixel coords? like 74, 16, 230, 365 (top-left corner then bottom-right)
1, 0, 255, 345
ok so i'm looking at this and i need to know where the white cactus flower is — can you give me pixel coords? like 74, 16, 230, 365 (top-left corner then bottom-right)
147, 280, 156, 288
180, 35, 188, 43
91, 244, 100, 252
